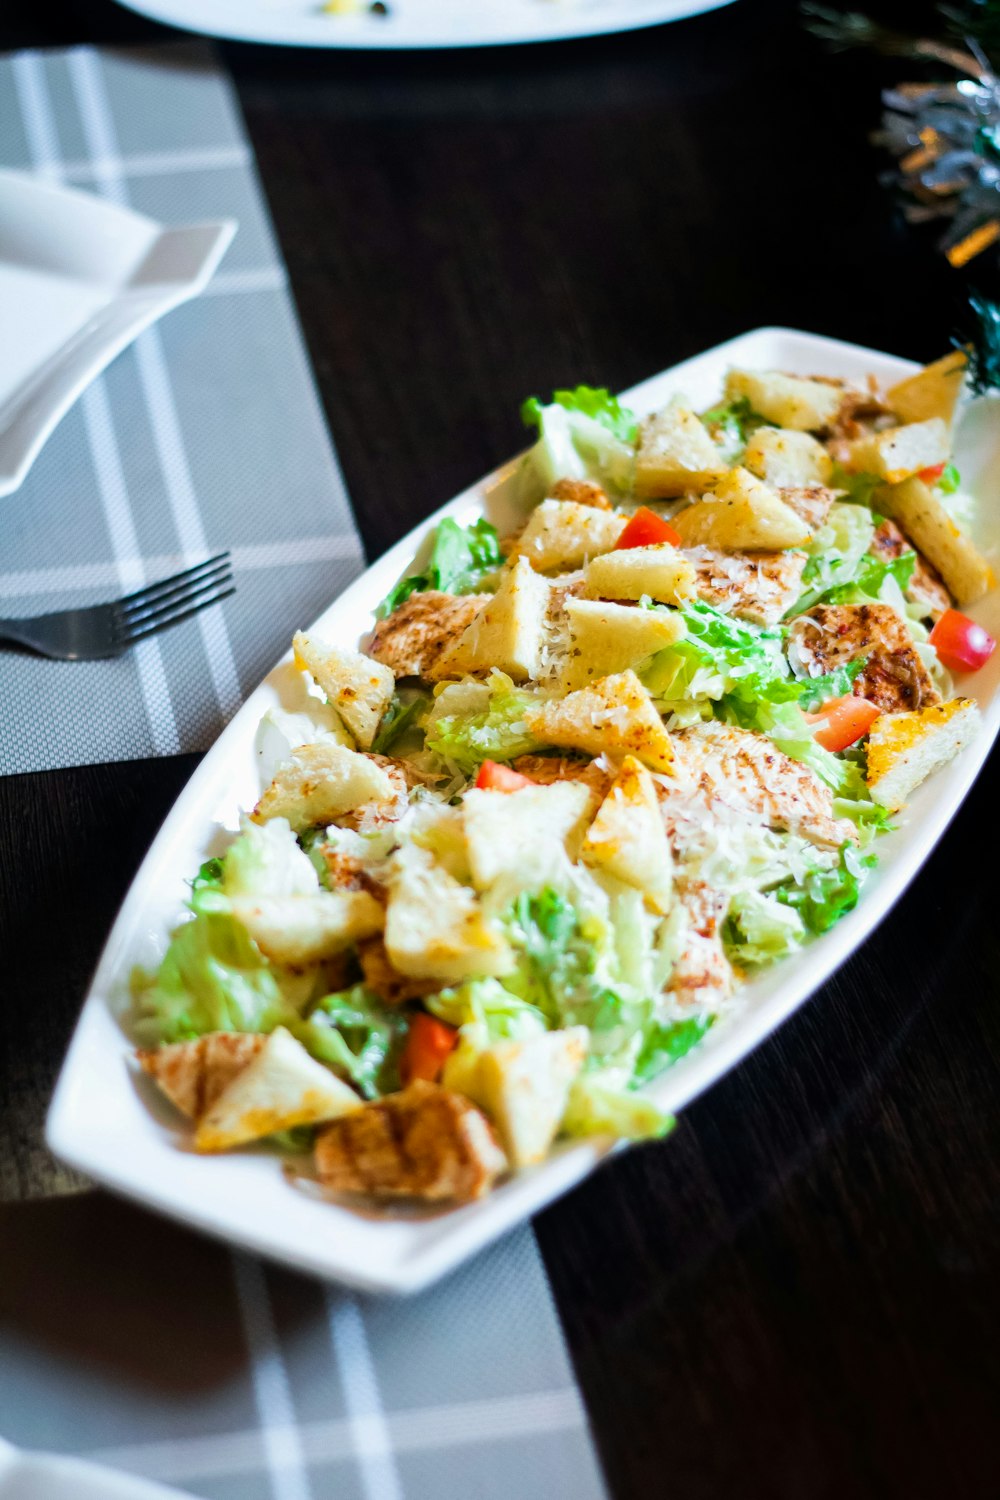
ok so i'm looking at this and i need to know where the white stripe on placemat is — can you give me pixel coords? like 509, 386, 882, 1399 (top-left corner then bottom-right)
326, 1293, 405, 1500
55, 143, 251, 182
11, 50, 180, 757
0, 535, 362, 599
231, 1255, 314, 1500
202, 266, 290, 297
67, 46, 243, 725
85, 1388, 588, 1485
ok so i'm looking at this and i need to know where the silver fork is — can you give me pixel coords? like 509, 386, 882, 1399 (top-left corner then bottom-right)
0, 552, 235, 661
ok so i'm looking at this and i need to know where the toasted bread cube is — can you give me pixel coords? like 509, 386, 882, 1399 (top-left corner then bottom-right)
231, 889, 384, 965
445, 1028, 588, 1167
314, 1081, 507, 1202
560, 597, 687, 691
887, 350, 966, 428
671, 468, 811, 551
866, 698, 981, 810
633, 402, 729, 500
253, 743, 397, 830
431, 556, 549, 682
292, 632, 395, 749
384, 846, 512, 982
137, 1033, 266, 1120
725, 370, 842, 431
743, 427, 833, 487
509, 499, 626, 573
875, 477, 993, 606
195, 1027, 363, 1153
583, 544, 696, 605
527, 669, 674, 772
463, 780, 595, 892
847, 418, 951, 485
581, 755, 673, 913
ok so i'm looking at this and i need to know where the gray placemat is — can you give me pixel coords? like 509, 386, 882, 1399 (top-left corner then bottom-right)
0, 43, 366, 776
0, 1193, 607, 1499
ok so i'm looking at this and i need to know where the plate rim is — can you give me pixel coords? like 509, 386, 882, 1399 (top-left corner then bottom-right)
46, 324, 1000, 1293
108, 0, 738, 51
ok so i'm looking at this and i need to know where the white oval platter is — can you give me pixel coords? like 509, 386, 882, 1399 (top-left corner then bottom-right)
111, 0, 737, 51
47, 326, 1000, 1294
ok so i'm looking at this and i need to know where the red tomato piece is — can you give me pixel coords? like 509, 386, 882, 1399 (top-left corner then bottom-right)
917, 463, 945, 485
615, 506, 682, 550
929, 609, 997, 673
806, 695, 881, 752
474, 759, 536, 792
400, 1013, 458, 1086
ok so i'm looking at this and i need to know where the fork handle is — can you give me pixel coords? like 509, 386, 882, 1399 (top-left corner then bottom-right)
0, 621, 49, 656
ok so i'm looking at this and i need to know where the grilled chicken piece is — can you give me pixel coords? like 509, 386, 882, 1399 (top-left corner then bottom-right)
789, 602, 940, 713
685, 545, 806, 626
137, 1033, 266, 1120
825, 376, 893, 449
368, 591, 488, 679
869, 519, 951, 619
777, 485, 838, 531
321, 849, 387, 901
667, 881, 734, 1007
548, 477, 613, 510
356, 935, 440, 1006
662, 722, 856, 848
510, 753, 615, 802
314, 1081, 507, 1203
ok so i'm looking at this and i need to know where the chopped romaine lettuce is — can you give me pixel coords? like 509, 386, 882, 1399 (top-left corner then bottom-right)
633, 1015, 712, 1085
829, 465, 882, 509
774, 842, 876, 935
562, 1075, 675, 1141
790, 501, 877, 613
725, 889, 805, 965
519, 388, 636, 499
370, 692, 428, 755
376, 517, 503, 618
521, 384, 638, 445
643, 601, 793, 711
938, 462, 961, 495
294, 985, 405, 1099
425, 978, 547, 1042
425, 674, 541, 774
795, 658, 866, 709
700, 394, 771, 464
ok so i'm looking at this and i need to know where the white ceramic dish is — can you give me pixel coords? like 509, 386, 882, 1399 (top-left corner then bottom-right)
110, 0, 736, 50
0, 1436, 196, 1500
0, 170, 235, 499
47, 327, 1000, 1294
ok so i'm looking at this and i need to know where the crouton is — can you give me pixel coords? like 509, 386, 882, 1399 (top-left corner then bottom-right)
581, 755, 673, 912
560, 597, 687, 691
332, 753, 414, 833
137, 1033, 266, 1120
314, 1081, 507, 1202
367, 591, 489, 679
508, 499, 626, 573
253, 743, 397, 830
886, 350, 966, 428
685, 545, 807, 627
195, 1027, 363, 1153
846, 418, 950, 485
744, 427, 834, 487
582, 544, 697, 606
463, 779, 595, 891
230, 889, 384, 966
526, 669, 675, 772
431, 556, 550, 682
875, 477, 993, 607
724, 370, 843, 431
866, 697, 981, 810
384, 846, 512, 983
633, 402, 729, 499
444, 1028, 588, 1168
292, 632, 394, 749
671, 468, 812, 551
788, 603, 939, 714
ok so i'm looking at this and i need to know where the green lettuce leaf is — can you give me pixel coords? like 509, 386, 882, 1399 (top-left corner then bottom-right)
633, 1015, 712, 1085
425, 679, 541, 774
370, 692, 428, 755
425, 977, 547, 1042
643, 601, 793, 711
795, 658, 866, 709
521, 384, 638, 444
295, 985, 406, 1099
938, 462, 961, 495
724, 889, 805, 965
774, 842, 876, 935
519, 389, 636, 499
699, 395, 771, 463
376, 517, 504, 618
829, 465, 882, 509
561, 1075, 675, 1142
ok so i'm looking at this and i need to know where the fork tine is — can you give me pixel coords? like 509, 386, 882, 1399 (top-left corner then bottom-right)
117, 552, 231, 612
118, 558, 233, 627
117, 579, 235, 647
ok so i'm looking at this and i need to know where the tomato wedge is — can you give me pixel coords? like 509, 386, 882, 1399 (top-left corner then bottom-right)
929, 609, 997, 673
615, 506, 682, 550
474, 759, 536, 792
400, 1013, 458, 1086
917, 462, 945, 485
806, 695, 881, 752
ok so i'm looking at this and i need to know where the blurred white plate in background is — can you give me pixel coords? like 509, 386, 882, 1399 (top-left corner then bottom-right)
0, 171, 234, 498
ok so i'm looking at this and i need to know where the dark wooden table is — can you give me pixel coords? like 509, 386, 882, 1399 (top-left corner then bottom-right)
2, 1, 997, 1495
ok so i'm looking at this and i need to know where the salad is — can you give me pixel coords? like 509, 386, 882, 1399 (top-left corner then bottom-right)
133, 351, 995, 1207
